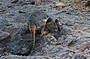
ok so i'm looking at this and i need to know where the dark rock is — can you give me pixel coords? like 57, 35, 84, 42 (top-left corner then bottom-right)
0, 2, 2, 5
30, 1, 35, 5
72, 54, 86, 59
0, 30, 10, 41
85, 1, 90, 7
0, 17, 10, 29
10, 41, 32, 55
0, 4, 8, 14
11, 0, 18, 3
8, 28, 33, 55
58, 35, 76, 46
18, 10, 26, 13
0, 22, 32, 55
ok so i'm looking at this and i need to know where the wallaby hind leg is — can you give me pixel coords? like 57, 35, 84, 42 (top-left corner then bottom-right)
29, 25, 36, 47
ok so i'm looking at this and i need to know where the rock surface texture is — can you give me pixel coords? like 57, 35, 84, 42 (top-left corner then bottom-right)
0, 0, 90, 59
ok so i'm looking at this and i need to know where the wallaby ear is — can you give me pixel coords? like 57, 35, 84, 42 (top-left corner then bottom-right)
57, 17, 61, 21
